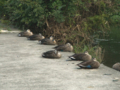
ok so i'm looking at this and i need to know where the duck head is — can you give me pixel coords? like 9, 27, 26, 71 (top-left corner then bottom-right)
54, 50, 61, 57
30, 32, 33, 35
57, 52, 62, 57
70, 45, 73, 51
66, 43, 71, 46
49, 36, 54, 40
84, 51, 90, 55
26, 29, 31, 32
92, 58, 97, 61
42, 36, 45, 39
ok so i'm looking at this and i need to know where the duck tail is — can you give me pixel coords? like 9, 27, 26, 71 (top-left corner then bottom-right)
18, 34, 21, 37
77, 64, 85, 68
69, 56, 75, 60
39, 41, 42, 44
53, 46, 57, 49
76, 63, 80, 66
27, 37, 30, 40
53, 47, 55, 49
77, 64, 92, 69
42, 53, 45, 57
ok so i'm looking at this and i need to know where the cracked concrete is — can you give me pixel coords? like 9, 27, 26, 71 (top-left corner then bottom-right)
0, 33, 120, 90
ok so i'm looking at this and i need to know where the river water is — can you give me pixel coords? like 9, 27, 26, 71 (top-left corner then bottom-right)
99, 26, 120, 68
100, 40, 120, 67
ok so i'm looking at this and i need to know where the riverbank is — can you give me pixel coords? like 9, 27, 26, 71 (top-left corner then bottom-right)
0, 33, 120, 90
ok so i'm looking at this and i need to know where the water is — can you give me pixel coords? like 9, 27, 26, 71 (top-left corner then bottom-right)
100, 40, 120, 67
99, 26, 120, 68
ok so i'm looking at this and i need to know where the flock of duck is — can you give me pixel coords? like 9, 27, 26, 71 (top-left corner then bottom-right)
17, 29, 120, 71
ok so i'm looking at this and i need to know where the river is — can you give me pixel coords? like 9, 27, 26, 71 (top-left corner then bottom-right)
99, 26, 120, 68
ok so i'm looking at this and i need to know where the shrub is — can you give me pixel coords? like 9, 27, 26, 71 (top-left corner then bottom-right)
0, 0, 7, 17
2, 0, 120, 51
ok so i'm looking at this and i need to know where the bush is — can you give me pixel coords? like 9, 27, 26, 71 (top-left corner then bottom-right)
0, 0, 7, 17
4, 0, 78, 31
1, 0, 119, 46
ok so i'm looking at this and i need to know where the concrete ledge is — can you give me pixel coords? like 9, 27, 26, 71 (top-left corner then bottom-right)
0, 30, 21, 34
0, 33, 120, 90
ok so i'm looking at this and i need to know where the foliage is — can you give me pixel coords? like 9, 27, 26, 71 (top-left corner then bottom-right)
107, 0, 120, 25
3, 0, 79, 31
5, 0, 45, 30
0, 0, 7, 16
2, 0, 118, 31
108, 26, 120, 41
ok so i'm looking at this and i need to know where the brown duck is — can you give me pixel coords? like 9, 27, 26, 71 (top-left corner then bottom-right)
112, 63, 120, 71
42, 50, 61, 58
18, 29, 33, 37
77, 58, 100, 69
53, 43, 73, 52
39, 36, 57, 45
69, 51, 92, 61
27, 33, 45, 40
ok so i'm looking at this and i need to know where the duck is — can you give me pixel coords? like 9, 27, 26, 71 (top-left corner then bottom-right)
42, 50, 62, 58
112, 63, 120, 71
69, 51, 92, 61
18, 29, 33, 37
76, 58, 100, 69
27, 33, 45, 40
53, 43, 73, 52
39, 36, 57, 45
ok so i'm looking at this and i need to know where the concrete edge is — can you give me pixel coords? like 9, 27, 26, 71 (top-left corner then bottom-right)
0, 30, 21, 34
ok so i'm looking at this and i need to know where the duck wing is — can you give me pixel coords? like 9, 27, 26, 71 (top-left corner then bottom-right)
80, 60, 92, 65
54, 45, 64, 49
40, 39, 49, 44
54, 45, 67, 51
77, 60, 93, 69
22, 32, 32, 37
28, 34, 43, 40
91, 61, 100, 68
42, 50, 56, 58
77, 60, 100, 69
28, 34, 36, 39
69, 54, 78, 60
69, 53, 87, 60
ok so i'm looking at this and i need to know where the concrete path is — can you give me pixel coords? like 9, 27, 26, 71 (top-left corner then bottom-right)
0, 33, 120, 90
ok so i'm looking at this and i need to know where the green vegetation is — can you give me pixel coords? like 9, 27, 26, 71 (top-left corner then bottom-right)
0, 0, 120, 62
108, 26, 120, 41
